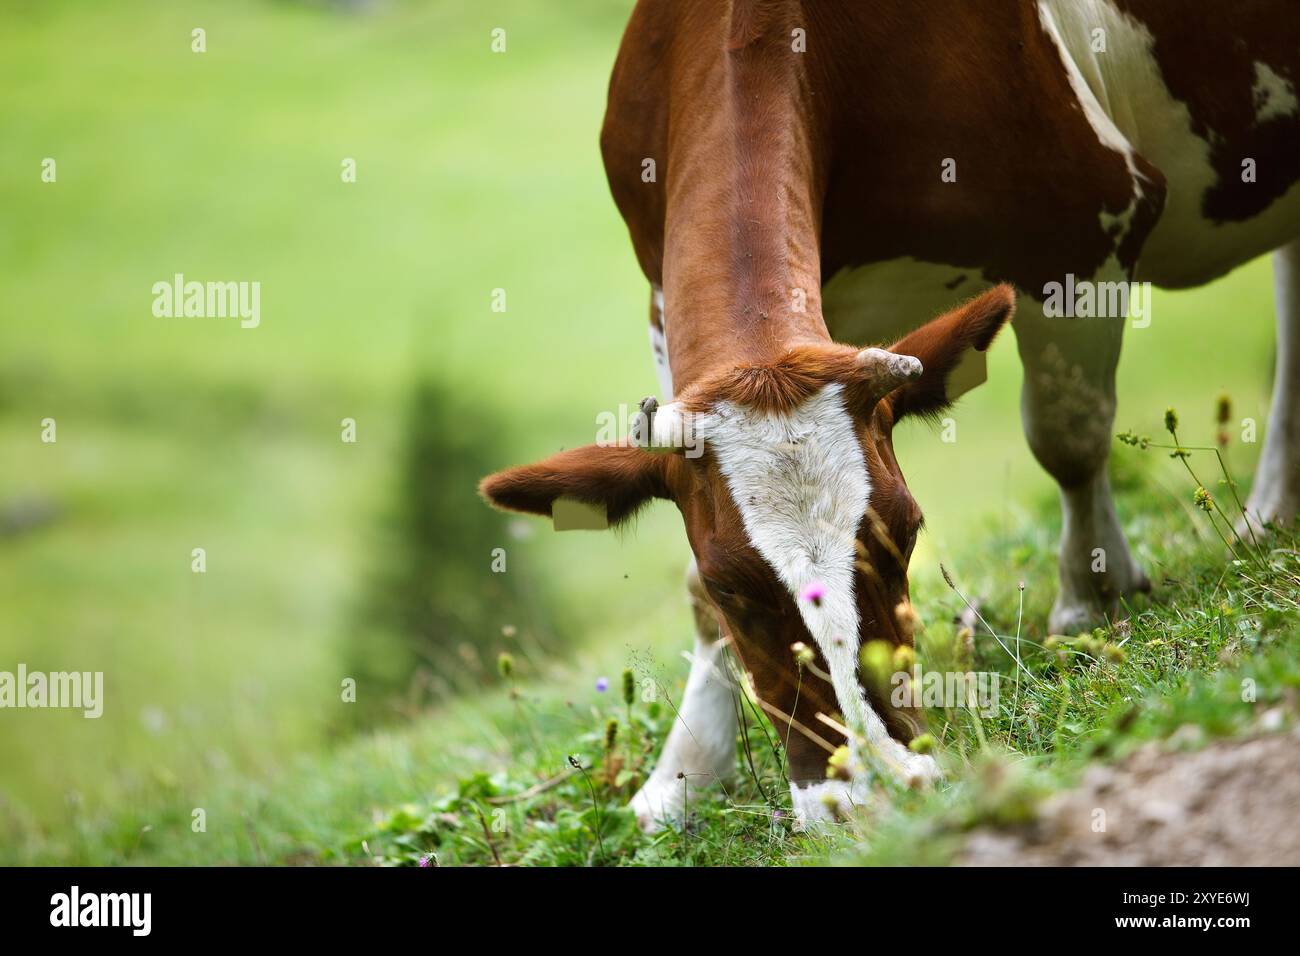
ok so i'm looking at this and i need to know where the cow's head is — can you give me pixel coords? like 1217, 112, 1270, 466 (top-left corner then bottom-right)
480, 286, 1014, 821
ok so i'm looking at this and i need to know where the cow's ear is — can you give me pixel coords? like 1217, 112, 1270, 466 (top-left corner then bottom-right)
480, 443, 672, 530
887, 285, 1015, 422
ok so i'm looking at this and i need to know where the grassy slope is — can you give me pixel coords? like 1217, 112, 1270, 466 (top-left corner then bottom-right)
0, 0, 670, 832
11, 451, 1298, 866
1, 0, 1293, 864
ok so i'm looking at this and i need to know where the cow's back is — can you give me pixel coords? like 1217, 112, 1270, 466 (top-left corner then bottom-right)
1061, 0, 1300, 286
602, 0, 1300, 333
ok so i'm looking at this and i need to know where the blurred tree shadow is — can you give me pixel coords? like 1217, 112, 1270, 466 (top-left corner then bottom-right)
343, 378, 553, 725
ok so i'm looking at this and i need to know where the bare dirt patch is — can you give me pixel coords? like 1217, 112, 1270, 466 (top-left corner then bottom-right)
961, 729, 1300, 866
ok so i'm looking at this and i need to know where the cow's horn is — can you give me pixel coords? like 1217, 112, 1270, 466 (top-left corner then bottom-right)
855, 347, 923, 398
630, 396, 659, 447
631, 396, 692, 454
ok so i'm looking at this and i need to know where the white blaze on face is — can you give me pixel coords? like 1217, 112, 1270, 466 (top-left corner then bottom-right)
701, 383, 934, 786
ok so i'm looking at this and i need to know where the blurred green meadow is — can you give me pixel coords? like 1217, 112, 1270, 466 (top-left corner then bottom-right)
0, 0, 1281, 861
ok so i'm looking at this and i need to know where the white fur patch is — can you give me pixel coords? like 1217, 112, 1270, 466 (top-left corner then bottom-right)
1037, 0, 1148, 272
1253, 61, 1300, 124
700, 384, 938, 782
649, 284, 673, 398
629, 635, 737, 829
1039, 0, 1300, 286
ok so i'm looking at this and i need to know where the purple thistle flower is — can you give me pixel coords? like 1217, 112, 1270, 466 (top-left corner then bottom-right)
418, 854, 433, 868
595, 676, 609, 693
799, 581, 826, 606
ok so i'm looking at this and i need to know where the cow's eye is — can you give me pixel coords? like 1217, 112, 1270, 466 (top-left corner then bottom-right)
705, 579, 738, 600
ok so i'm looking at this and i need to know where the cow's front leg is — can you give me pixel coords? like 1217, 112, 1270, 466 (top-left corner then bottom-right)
1244, 239, 1300, 532
629, 560, 737, 831
1014, 300, 1149, 634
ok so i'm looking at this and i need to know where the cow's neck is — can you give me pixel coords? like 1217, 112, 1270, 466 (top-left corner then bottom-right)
660, 13, 829, 394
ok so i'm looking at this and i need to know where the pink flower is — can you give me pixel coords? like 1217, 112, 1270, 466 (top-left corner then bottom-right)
800, 581, 826, 606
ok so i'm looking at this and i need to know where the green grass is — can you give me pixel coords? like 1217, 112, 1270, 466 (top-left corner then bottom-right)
0, 0, 1294, 865
7, 440, 1297, 865
1, 0, 666, 824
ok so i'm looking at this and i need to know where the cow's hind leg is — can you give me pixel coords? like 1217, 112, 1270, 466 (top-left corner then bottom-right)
1014, 300, 1150, 634
629, 559, 738, 831
1244, 239, 1300, 531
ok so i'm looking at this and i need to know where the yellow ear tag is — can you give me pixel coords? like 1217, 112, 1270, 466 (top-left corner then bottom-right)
946, 347, 988, 402
553, 496, 609, 531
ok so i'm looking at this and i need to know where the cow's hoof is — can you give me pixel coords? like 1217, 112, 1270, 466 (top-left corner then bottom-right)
628, 780, 682, 833
1048, 596, 1105, 635
1050, 569, 1150, 635
905, 751, 942, 787
790, 780, 859, 830
1237, 499, 1296, 541
789, 751, 939, 830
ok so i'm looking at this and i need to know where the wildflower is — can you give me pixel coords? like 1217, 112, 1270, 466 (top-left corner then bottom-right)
621, 668, 635, 706
1216, 393, 1232, 425
791, 641, 816, 668
908, 733, 935, 755
595, 676, 609, 693
500, 624, 517, 638
956, 625, 975, 663
1164, 406, 1179, 435
800, 580, 826, 606
1077, 634, 1103, 658
604, 718, 619, 751
827, 745, 853, 782
418, 854, 434, 868
1194, 486, 1213, 513
860, 640, 893, 684
497, 652, 515, 680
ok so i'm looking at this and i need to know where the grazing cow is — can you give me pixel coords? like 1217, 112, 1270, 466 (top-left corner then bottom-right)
481, 0, 1300, 828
